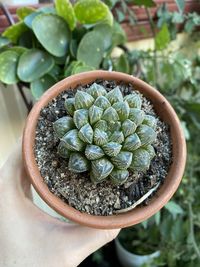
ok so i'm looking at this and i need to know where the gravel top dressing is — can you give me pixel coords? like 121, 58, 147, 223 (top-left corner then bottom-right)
34, 80, 172, 216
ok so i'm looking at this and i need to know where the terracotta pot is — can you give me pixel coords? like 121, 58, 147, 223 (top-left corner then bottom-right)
23, 70, 186, 229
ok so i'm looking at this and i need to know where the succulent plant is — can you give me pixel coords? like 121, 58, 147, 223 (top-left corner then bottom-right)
53, 83, 157, 185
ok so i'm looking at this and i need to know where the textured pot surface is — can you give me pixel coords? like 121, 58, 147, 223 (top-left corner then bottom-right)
23, 71, 186, 229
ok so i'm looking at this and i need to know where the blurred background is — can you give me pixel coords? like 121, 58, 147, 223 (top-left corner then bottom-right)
0, 0, 200, 266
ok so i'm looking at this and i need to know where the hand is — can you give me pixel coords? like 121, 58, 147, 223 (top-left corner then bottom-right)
0, 141, 120, 267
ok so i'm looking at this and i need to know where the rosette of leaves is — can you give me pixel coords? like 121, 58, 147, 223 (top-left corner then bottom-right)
53, 83, 157, 185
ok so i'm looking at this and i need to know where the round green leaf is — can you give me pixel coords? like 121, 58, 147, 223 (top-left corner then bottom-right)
2, 22, 27, 43
55, 0, 76, 31
10, 46, 28, 55
74, 0, 112, 25
72, 65, 95, 74
0, 51, 19, 84
31, 74, 56, 100
17, 6, 35, 20
32, 14, 70, 57
0, 36, 11, 49
77, 30, 105, 68
17, 49, 54, 82
24, 12, 42, 29
93, 23, 112, 51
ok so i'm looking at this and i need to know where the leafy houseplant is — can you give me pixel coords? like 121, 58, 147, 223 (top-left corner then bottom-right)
0, 0, 127, 100
53, 84, 157, 184
22, 70, 186, 229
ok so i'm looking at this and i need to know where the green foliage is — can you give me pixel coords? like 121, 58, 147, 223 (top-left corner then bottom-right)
31, 74, 56, 100
77, 31, 105, 68
0, 0, 125, 97
132, 0, 156, 8
2, 22, 28, 43
54, 84, 157, 184
0, 51, 19, 84
74, 0, 113, 25
16, 6, 35, 20
17, 49, 54, 82
55, 0, 76, 31
155, 23, 170, 50
175, 0, 185, 13
32, 14, 70, 57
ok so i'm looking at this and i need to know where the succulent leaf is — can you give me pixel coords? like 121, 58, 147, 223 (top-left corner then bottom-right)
107, 121, 121, 132
109, 131, 124, 143
112, 101, 130, 121
62, 129, 85, 151
94, 95, 111, 110
102, 106, 119, 122
137, 125, 157, 146
91, 158, 114, 182
94, 120, 108, 131
85, 144, 104, 160
64, 98, 75, 115
89, 105, 103, 125
87, 83, 107, 98
143, 145, 155, 160
103, 142, 122, 157
123, 133, 141, 152
75, 90, 94, 109
68, 152, 89, 173
110, 169, 129, 185
94, 128, 108, 146
130, 149, 150, 171
122, 119, 137, 137
58, 141, 71, 158
78, 123, 93, 144
129, 108, 145, 125
143, 115, 157, 130
124, 93, 142, 109
73, 109, 88, 129
111, 151, 133, 169
53, 116, 74, 138
106, 86, 123, 104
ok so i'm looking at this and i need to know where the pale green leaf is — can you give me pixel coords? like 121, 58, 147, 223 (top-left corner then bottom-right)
0, 51, 19, 84
155, 23, 170, 50
74, 0, 113, 25
165, 201, 184, 219
2, 22, 28, 43
16, 6, 35, 20
77, 30, 105, 68
55, 0, 76, 30
31, 74, 56, 100
17, 49, 54, 82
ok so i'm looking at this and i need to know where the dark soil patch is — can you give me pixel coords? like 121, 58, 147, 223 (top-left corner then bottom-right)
34, 79, 172, 215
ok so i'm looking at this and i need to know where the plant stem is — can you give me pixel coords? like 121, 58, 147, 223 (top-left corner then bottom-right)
188, 203, 200, 260
145, 7, 158, 86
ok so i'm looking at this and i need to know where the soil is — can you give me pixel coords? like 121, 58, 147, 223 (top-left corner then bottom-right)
34, 79, 172, 216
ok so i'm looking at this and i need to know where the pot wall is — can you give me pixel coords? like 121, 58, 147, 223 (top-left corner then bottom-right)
115, 238, 160, 267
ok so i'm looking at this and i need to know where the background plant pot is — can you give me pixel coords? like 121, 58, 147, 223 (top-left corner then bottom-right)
115, 238, 160, 267
22, 70, 186, 229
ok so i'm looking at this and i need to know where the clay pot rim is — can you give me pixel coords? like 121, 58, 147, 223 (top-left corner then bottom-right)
22, 70, 186, 229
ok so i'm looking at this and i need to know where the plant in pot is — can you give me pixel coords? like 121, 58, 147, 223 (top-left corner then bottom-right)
115, 200, 185, 267
115, 215, 161, 267
22, 70, 186, 229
